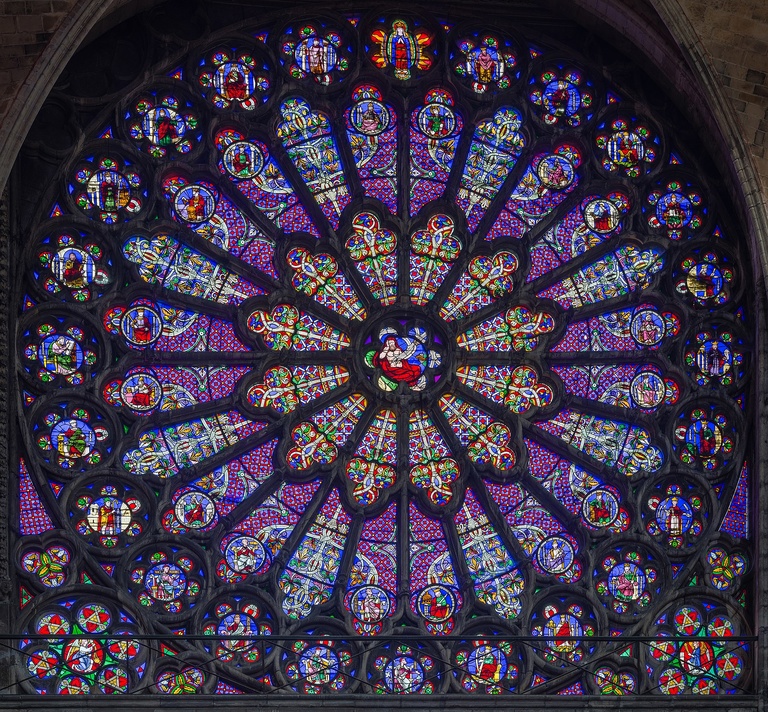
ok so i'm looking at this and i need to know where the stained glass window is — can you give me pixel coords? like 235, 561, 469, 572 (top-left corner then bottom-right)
12, 6, 754, 698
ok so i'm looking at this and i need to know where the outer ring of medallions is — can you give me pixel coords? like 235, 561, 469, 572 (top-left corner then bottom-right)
351, 305, 455, 408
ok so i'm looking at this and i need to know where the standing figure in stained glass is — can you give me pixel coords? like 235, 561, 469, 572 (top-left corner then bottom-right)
306, 39, 327, 75
664, 496, 684, 536
371, 19, 431, 81
89, 498, 117, 534
550, 84, 573, 117
100, 173, 119, 212
475, 47, 497, 84
156, 112, 179, 146
390, 22, 412, 74
477, 648, 503, 682
661, 194, 685, 229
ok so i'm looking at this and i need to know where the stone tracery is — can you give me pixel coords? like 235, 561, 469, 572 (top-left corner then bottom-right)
12, 8, 753, 697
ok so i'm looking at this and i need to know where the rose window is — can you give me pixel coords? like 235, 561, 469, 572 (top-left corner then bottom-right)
13, 7, 753, 697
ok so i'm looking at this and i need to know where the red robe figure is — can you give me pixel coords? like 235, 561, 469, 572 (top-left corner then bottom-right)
183, 494, 206, 524
475, 47, 497, 84
550, 85, 571, 114
157, 113, 178, 145
478, 650, 500, 681
182, 187, 206, 222
665, 497, 684, 535
391, 24, 411, 72
224, 66, 248, 100
127, 376, 154, 408
129, 308, 154, 344
590, 201, 614, 232
373, 335, 423, 387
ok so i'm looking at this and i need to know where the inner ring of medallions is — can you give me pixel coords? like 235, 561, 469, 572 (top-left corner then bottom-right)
355, 307, 453, 404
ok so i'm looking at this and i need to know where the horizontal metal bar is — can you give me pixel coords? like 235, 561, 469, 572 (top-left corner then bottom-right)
7, 634, 756, 642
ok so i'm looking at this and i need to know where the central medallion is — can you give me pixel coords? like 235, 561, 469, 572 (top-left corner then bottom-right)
362, 317, 445, 394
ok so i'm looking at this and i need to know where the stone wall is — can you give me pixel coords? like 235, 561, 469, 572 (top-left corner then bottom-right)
677, 0, 768, 191
0, 1, 73, 122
